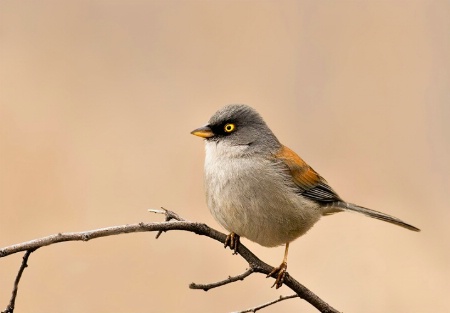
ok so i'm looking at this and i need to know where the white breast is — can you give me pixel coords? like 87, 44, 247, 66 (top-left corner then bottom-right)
203, 141, 322, 247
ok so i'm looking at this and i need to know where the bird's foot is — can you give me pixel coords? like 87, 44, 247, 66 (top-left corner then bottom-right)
267, 261, 287, 289
224, 232, 240, 255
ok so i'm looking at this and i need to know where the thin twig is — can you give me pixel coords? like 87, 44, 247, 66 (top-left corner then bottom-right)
190, 268, 255, 291
0, 215, 340, 313
2, 249, 35, 313
235, 294, 299, 313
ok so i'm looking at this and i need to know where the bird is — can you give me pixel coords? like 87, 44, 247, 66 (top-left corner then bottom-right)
191, 104, 420, 288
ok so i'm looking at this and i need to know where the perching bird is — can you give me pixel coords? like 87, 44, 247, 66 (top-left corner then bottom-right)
191, 104, 419, 288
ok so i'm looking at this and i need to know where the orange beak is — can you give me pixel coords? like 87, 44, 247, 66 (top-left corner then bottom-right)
191, 125, 214, 138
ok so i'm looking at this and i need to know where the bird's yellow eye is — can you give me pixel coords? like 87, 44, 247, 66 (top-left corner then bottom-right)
224, 123, 236, 133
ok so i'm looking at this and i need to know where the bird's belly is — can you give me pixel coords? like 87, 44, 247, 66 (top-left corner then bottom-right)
205, 157, 322, 247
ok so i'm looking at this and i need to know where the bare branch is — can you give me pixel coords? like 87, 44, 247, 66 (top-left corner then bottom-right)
2, 249, 35, 313
235, 294, 299, 313
189, 268, 254, 291
0, 213, 340, 313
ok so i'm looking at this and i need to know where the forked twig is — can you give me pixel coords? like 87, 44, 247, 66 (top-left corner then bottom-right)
189, 268, 255, 291
148, 207, 184, 238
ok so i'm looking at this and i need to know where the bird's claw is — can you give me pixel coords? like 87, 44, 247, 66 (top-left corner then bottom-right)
267, 261, 287, 289
224, 233, 240, 255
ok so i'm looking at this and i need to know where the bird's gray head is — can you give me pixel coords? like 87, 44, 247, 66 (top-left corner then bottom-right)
191, 104, 280, 153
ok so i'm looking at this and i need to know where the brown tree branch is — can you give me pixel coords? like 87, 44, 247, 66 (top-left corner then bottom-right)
0, 210, 340, 313
189, 268, 255, 291
237, 294, 299, 313
2, 249, 35, 313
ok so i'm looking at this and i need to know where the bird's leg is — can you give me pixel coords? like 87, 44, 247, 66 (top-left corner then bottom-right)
267, 242, 289, 289
224, 232, 240, 255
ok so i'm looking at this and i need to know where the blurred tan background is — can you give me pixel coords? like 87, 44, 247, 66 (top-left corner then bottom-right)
1, 1, 449, 312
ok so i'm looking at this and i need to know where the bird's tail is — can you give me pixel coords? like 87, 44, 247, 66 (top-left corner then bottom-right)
331, 201, 420, 232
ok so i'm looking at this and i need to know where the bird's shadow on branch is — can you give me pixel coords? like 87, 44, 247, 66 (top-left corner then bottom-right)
0, 208, 339, 313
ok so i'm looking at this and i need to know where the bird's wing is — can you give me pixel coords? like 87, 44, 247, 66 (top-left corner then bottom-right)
274, 145, 342, 203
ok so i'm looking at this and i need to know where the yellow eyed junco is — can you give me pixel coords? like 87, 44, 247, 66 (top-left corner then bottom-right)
191, 104, 419, 288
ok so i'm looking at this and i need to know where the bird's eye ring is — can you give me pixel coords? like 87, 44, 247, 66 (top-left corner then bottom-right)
224, 123, 236, 133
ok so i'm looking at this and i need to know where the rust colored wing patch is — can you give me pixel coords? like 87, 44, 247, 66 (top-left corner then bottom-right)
275, 145, 342, 203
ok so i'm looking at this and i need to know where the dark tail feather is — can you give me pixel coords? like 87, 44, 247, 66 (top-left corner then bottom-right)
332, 201, 420, 232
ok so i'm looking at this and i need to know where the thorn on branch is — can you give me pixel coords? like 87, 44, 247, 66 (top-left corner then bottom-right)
148, 207, 185, 239
189, 268, 254, 291
2, 249, 36, 313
